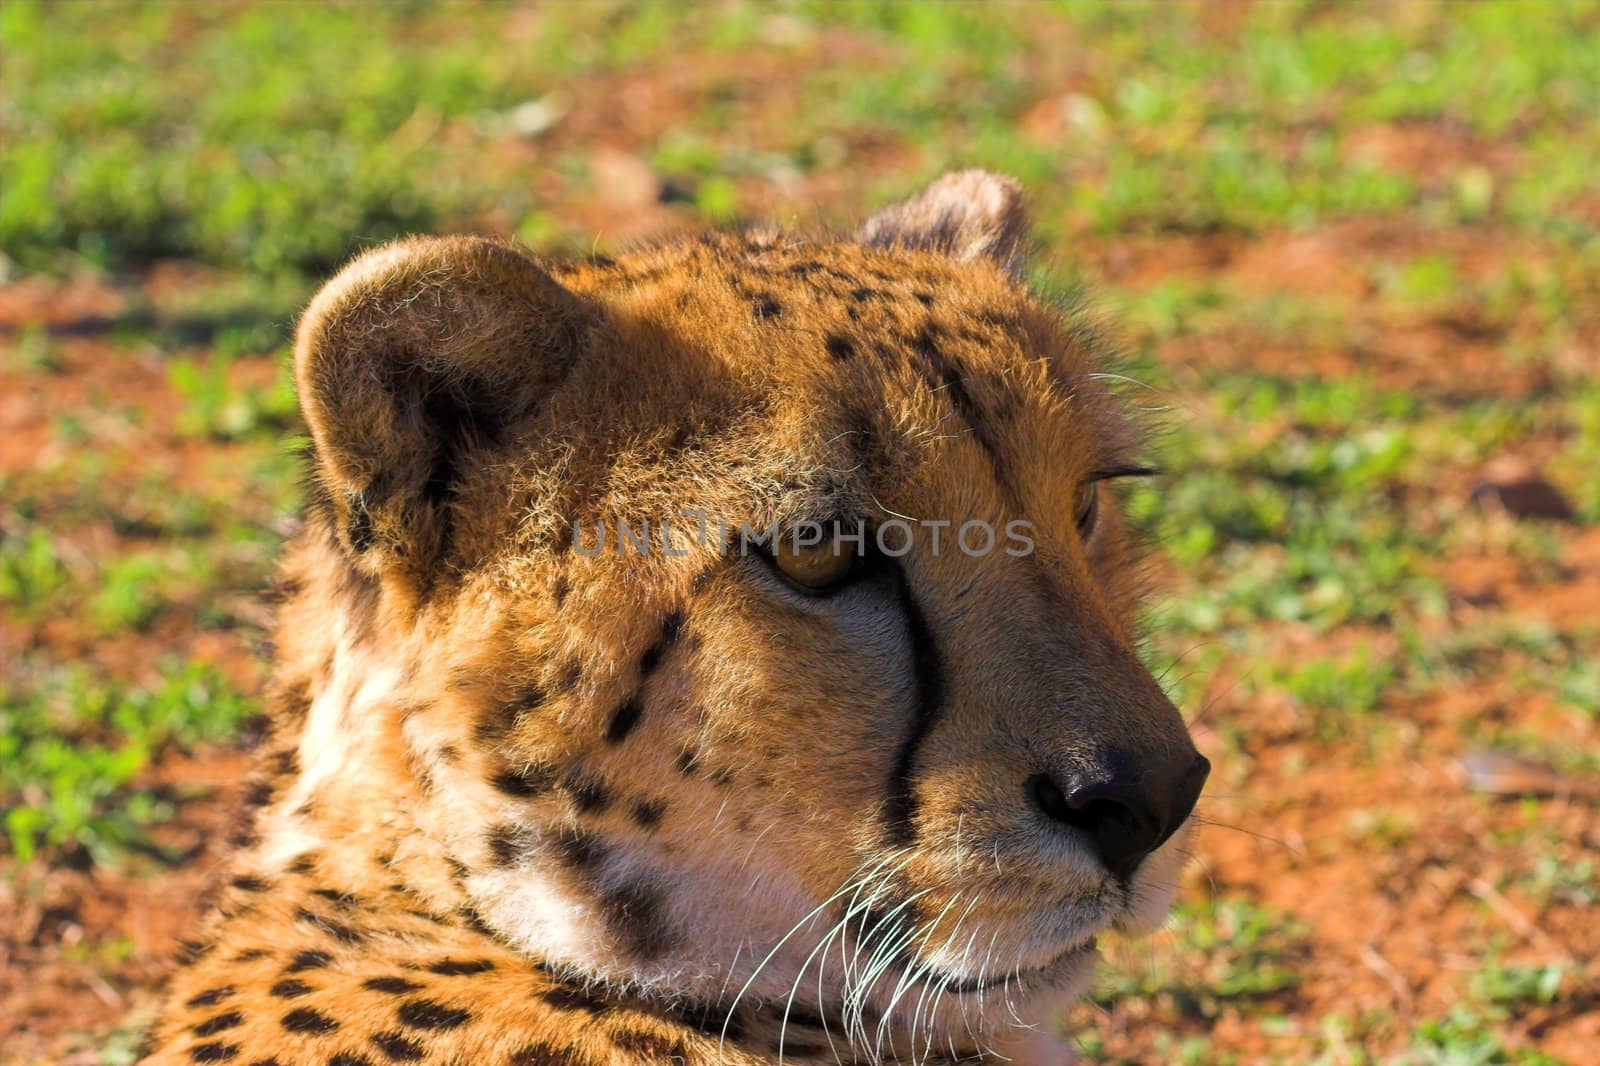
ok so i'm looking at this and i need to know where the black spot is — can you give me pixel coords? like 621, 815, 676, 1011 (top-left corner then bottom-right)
563, 773, 611, 813
458, 905, 497, 937
631, 799, 667, 829
598, 880, 673, 960
294, 906, 364, 943
675, 748, 700, 776
279, 1007, 339, 1034
329, 1055, 373, 1066
478, 678, 551, 741
825, 334, 855, 360
232, 949, 269, 962
778, 1005, 831, 1032
189, 1043, 239, 1063
193, 1011, 243, 1037
660, 610, 684, 643
226, 821, 259, 851
492, 761, 557, 798
396, 998, 472, 1031
488, 823, 523, 867
553, 828, 604, 872
240, 780, 274, 809
229, 875, 269, 893
186, 986, 234, 1008
604, 698, 644, 744
285, 949, 333, 973
405, 907, 452, 925
364, 976, 423, 994
270, 978, 312, 999
752, 294, 783, 319
245, 1059, 280, 1066
346, 495, 376, 553
508, 1044, 587, 1066
612, 1029, 692, 1062
672, 1001, 743, 1042
286, 853, 319, 875
334, 565, 377, 645
427, 957, 495, 976
540, 985, 608, 1015
851, 286, 887, 302
369, 1031, 426, 1062
310, 888, 360, 910
915, 290, 935, 306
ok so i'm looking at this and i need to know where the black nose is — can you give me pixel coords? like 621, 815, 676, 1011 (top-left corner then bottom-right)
1027, 752, 1210, 880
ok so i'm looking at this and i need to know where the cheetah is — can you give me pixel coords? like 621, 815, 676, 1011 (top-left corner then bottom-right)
139, 171, 1209, 1066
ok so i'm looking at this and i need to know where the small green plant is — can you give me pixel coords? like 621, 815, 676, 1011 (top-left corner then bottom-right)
0, 663, 255, 864
169, 356, 297, 440
88, 553, 168, 633
1521, 855, 1597, 907
1469, 956, 1567, 1007
0, 524, 68, 612
1407, 1007, 1566, 1065
1092, 896, 1308, 1020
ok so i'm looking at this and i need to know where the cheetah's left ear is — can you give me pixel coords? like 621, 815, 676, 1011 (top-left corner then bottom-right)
294, 236, 591, 581
857, 169, 1029, 271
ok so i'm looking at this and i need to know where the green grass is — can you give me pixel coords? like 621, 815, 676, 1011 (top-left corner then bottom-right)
5, 1, 1599, 276
1093, 897, 1309, 1014
0, 663, 255, 864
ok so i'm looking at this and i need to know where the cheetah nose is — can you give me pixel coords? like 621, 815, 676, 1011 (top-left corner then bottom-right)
1026, 751, 1210, 880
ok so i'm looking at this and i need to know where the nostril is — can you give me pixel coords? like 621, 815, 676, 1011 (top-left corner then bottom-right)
1026, 772, 1075, 825
1027, 772, 1147, 835
1027, 770, 1164, 880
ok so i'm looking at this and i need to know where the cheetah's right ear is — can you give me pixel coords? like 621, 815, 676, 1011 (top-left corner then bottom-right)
294, 236, 590, 581
857, 169, 1029, 272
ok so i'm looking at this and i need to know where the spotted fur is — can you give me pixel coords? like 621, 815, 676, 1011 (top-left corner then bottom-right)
141, 172, 1203, 1066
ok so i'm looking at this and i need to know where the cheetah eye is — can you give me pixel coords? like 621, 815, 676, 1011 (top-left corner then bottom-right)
769, 532, 861, 592
1074, 481, 1100, 537
1077, 465, 1160, 539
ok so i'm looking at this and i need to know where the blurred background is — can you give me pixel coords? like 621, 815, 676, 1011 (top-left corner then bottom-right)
1, 2, 1596, 1062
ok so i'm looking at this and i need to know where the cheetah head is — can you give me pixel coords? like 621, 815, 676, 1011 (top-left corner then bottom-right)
282, 171, 1206, 1060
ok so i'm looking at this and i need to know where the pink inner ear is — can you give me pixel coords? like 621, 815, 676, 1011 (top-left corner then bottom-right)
857, 169, 1028, 270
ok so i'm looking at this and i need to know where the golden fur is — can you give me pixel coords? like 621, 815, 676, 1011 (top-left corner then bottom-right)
140, 172, 1203, 1066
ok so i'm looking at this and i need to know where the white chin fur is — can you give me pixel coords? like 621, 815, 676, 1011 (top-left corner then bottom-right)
1117, 817, 1194, 937
986, 953, 1099, 1065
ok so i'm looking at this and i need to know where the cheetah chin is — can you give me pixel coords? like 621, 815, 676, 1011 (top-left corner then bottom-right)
141, 170, 1207, 1066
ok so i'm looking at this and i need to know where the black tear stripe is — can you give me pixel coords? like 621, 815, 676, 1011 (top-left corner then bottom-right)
603, 698, 643, 744
882, 560, 946, 846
